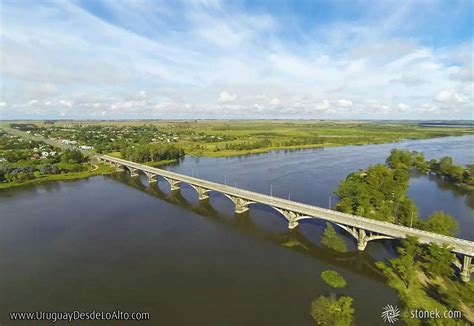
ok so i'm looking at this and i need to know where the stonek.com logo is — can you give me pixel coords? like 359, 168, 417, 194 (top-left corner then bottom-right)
381, 304, 401, 324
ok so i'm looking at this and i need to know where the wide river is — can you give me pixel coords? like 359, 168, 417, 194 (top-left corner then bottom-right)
1, 135, 472, 325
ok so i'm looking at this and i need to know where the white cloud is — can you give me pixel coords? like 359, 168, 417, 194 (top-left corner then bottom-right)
318, 100, 331, 109
399, 103, 409, 111
270, 98, 280, 106
337, 99, 352, 108
435, 90, 464, 103
218, 91, 237, 103
59, 100, 72, 108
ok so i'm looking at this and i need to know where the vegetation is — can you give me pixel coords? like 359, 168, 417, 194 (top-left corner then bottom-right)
120, 143, 184, 163
321, 223, 348, 252
310, 295, 354, 325
420, 243, 455, 278
5, 120, 472, 158
0, 130, 115, 188
0, 163, 116, 189
376, 237, 473, 325
423, 211, 458, 237
321, 270, 347, 288
377, 236, 421, 289
336, 164, 416, 225
387, 148, 474, 187
335, 149, 462, 236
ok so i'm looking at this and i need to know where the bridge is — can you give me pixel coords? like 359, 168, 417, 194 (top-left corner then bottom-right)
97, 154, 474, 282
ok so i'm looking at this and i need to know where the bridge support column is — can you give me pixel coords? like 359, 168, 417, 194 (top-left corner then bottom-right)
194, 186, 210, 201
114, 163, 125, 171
164, 177, 181, 191
225, 195, 254, 214
357, 229, 368, 251
128, 167, 139, 177
274, 208, 302, 230
234, 197, 251, 214
334, 224, 393, 251
460, 255, 473, 283
144, 172, 157, 183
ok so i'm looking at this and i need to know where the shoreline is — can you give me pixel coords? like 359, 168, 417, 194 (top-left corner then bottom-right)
184, 134, 474, 158
0, 163, 116, 190
0, 159, 179, 190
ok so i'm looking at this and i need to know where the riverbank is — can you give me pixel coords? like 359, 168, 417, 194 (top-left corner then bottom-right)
0, 158, 180, 190
0, 163, 116, 189
173, 135, 473, 158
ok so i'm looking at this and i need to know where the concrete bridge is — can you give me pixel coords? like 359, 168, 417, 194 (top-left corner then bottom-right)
97, 154, 474, 282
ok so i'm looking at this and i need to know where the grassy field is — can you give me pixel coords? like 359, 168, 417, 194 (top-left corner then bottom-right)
3, 120, 471, 158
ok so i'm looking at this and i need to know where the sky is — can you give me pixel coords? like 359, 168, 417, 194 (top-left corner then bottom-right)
0, 0, 473, 120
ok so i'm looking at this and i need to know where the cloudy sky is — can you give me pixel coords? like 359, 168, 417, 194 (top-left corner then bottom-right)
1, 0, 473, 119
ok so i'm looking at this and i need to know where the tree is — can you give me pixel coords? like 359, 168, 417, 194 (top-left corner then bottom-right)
62, 149, 86, 163
429, 159, 440, 172
447, 165, 464, 183
439, 156, 453, 175
321, 223, 347, 252
310, 295, 354, 326
321, 270, 347, 288
421, 243, 454, 278
422, 212, 458, 237
377, 236, 421, 289
463, 164, 474, 185
386, 149, 413, 169
335, 164, 415, 225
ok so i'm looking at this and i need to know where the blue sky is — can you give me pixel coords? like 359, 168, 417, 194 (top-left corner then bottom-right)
1, 0, 473, 119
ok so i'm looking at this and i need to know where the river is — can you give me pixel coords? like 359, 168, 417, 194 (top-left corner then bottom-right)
0, 135, 472, 325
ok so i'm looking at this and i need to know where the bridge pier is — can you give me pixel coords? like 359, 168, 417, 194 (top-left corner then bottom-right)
224, 195, 254, 214
192, 185, 210, 201
460, 255, 473, 283
335, 224, 393, 251
144, 172, 157, 183
126, 166, 140, 177
357, 229, 368, 251
164, 177, 181, 191
273, 208, 302, 230
110, 162, 125, 171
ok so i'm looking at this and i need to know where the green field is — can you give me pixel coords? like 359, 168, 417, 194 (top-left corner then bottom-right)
2, 120, 472, 158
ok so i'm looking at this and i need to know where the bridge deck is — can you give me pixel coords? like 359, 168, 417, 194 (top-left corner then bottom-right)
98, 155, 474, 256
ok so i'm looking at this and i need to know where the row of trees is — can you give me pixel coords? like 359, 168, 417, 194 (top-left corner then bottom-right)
387, 148, 474, 185
223, 139, 272, 151
120, 144, 184, 163
335, 149, 459, 236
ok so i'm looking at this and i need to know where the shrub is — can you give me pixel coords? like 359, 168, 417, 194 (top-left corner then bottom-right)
321, 270, 347, 288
